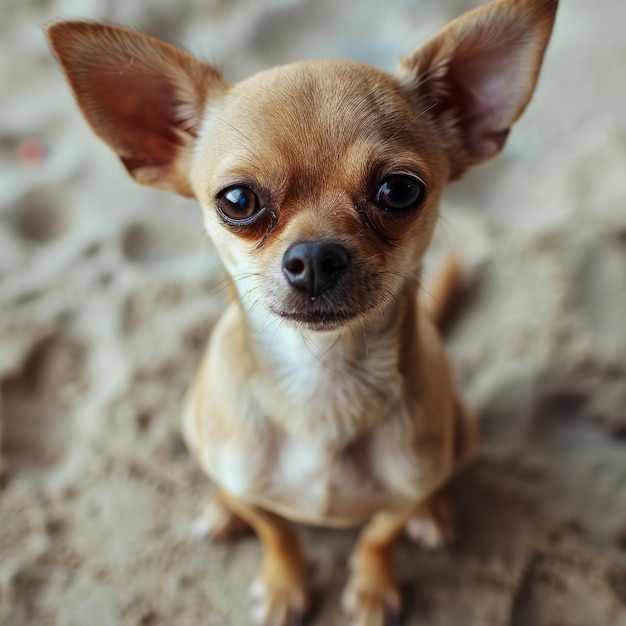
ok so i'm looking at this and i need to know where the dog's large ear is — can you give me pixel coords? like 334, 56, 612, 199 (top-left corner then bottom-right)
46, 21, 228, 197
398, 0, 557, 180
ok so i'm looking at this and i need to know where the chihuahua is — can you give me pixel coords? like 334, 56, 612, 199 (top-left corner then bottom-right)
47, 0, 557, 623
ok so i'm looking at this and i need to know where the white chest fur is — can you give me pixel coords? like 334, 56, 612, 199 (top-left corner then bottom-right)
194, 320, 428, 526
209, 421, 421, 526
259, 321, 403, 441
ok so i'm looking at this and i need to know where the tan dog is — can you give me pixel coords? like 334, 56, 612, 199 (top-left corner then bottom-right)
47, 1, 557, 624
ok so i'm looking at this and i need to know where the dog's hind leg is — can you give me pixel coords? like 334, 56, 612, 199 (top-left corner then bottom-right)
404, 492, 457, 550
192, 491, 250, 542
405, 400, 478, 550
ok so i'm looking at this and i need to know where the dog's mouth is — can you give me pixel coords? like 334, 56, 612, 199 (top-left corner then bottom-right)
272, 307, 361, 331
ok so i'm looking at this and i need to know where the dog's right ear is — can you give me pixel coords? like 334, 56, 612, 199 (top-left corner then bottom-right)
46, 21, 228, 198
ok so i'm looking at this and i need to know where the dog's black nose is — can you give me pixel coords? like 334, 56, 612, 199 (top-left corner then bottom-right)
282, 241, 349, 297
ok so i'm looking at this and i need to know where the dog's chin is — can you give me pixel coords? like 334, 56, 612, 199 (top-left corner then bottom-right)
272, 308, 362, 332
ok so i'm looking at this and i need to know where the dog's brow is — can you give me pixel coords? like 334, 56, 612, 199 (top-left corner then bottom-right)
206, 111, 269, 168
387, 103, 440, 143
211, 113, 252, 143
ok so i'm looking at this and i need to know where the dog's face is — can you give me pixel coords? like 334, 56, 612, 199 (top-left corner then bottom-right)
47, 0, 557, 332
192, 61, 448, 331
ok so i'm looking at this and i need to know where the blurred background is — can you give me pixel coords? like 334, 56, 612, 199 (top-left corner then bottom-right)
1, 0, 626, 624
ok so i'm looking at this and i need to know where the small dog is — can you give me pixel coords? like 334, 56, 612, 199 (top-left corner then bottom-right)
47, 1, 557, 623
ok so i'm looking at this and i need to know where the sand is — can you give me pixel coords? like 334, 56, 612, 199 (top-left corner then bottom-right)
1, 0, 625, 624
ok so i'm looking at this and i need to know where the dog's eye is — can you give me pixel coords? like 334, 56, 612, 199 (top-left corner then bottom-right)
217, 186, 260, 221
375, 175, 425, 211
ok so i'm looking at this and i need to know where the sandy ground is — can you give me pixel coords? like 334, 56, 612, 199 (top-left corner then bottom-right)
1, 0, 626, 624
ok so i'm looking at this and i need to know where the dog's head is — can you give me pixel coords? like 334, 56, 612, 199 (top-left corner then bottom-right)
47, 0, 557, 332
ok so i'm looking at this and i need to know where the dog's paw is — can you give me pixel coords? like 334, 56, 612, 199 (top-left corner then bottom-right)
404, 493, 456, 550
341, 581, 402, 626
191, 495, 249, 542
249, 574, 309, 626
342, 551, 402, 626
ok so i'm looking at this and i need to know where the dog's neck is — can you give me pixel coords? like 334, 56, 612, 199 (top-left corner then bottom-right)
238, 283, 419, 446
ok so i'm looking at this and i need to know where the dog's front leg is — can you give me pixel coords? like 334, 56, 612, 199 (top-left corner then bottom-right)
219, 490, 310, 626
342, 510, 410, 626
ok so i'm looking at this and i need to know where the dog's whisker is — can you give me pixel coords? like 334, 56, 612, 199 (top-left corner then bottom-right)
205, 272, 261, 300
291, 329, 341, 372
381, 270, 422, 290
435, 212, 456, 245
388, 101, 439, 142
259, 311, 275, 336
268, 317, 288, 352
247, 295, 264, 320
360, 321, 369, 356
231, 284, 263, 312
203, 147, 258, 169
209, 113, 264, 162
317, 331, 343, 360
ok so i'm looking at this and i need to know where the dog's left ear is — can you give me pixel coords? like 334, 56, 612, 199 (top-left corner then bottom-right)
398, 0, 558, 180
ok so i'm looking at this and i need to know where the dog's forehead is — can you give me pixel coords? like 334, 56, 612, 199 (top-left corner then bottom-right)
205, 62, 417, 159
193, 60, 443, 199
228, 60, 410, 135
